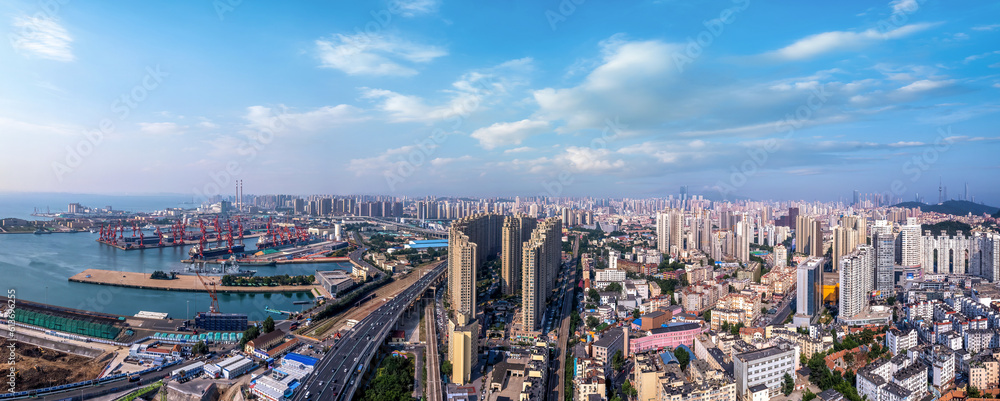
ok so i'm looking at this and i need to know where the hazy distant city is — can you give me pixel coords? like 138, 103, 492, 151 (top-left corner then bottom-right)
3, 1, 1000, 401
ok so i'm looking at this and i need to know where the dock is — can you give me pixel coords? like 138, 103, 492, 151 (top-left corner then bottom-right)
68, 269, 319, 294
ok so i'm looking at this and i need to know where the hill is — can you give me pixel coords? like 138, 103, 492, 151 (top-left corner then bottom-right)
921, 221, 973, 237
893, 200, 999, 217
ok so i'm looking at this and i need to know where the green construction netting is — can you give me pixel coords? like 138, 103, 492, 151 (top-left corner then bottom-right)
14, 309, 121, 340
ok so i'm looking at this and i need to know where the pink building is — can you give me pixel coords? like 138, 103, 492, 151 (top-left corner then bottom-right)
630, 323, 703, 353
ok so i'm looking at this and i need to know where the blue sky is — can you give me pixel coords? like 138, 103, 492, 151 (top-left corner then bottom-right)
1, 0, 998, 204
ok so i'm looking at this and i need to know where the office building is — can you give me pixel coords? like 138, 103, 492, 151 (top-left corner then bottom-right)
794, 257, 823, 327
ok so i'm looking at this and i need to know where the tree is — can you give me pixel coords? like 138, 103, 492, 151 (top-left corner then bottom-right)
969, 386, 982, 399
622, 381, 638, 397
802, 389, 817, 401
263, 316, 276, 333
605, 282, 623, 293
587, 316, 600, 329
191, 341, 208, 355
886, 296, 896, 306
782, 373, 794, 396
612, 350, 625, 371
702, 310, 712, 322
674, 347, 690, 370
632, 309, 641, 319
240, 325, 260, 347
441, 360, 453, 377
588, 288, 600, 304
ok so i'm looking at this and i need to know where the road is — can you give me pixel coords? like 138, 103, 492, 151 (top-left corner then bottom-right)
769, 295, 796, 326
290, 260, 446, 401
552, 236, 580, 401
424, 303, 443, 401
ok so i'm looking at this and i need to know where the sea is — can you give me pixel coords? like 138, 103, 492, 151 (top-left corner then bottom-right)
0, 193, 349, 322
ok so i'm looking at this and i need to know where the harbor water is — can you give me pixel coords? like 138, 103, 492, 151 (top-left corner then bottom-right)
0, 231, 351, 322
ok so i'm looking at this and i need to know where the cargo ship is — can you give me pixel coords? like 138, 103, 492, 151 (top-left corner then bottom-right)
189, 244, 246, 259
254, 236, 321, 252
175, 258, 255, 277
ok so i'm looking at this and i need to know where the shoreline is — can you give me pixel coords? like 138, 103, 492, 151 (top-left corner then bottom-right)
69, 269, 324, 294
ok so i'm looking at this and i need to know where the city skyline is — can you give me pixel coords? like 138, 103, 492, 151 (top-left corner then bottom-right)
2, 1, 1000, 202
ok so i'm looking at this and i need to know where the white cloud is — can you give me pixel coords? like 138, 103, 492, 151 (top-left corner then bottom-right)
316, 33, 446, 76
971, 24, 1000, 31
139, 122, 186, 136
889, 0, 919, 15
534, 37, 683, 132
198, 121, 219, 129
430, 155, 472, 167
10, 16, 74, 62
553, 146, 625, 173
504, 146, 536, 154
362, 58, 533, 122
765, 23, 938, 60
394, 0, 440, 17
348, 144, 438, 175
964, 50, 1000, 63
470, 119, 549, 150
243, 104, 367, 133
895, 79, 954, 93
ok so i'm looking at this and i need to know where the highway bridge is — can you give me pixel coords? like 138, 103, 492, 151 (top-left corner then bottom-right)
290, 260, 446, 401
341, 216, 448, 239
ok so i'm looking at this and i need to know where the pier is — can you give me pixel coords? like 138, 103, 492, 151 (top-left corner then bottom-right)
68, 269, 326, 294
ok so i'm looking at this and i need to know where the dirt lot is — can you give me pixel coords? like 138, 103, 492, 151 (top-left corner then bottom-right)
3, 338, 111, 390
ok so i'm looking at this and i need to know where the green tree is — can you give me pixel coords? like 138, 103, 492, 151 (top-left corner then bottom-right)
782, 373, 794, 396
612, 350, 625, 371
263, 316, 276, 333
632, 309, 641, 319
969, 386, 982, 399
605, 282, 623, 293
702, 310, 711, 322
674, 347, 690, 370
587, 316, 600, 329
191, 340, 208, 355
240, 325, 260, 347
588, 288, 600, 304
802, 389, 817, 401
622, 381, 638, 397
441, 360, 453, 377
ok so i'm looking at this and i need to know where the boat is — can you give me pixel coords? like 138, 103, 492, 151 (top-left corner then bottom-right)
33, 229, 50, 235
255, 236, 322, 252
237, 259, 277, 266
189, 244, 246, 259
142, 224, 156, 230
175, 257, 256, 277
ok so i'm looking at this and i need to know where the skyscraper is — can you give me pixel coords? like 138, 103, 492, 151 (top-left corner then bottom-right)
501, 214, 537, 296
521, 217, 562, 332
872, 232, 895, 296
840, 245, 874, 321
900, 217, 922, 267
793, 257, 823, 327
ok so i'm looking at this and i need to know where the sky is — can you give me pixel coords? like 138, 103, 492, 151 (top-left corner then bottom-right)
1, 0, 999, 204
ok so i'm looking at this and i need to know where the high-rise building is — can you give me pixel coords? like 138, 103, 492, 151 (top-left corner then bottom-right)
656, 208, 683, 256
810, 220, 823, 257
449, 230, 478, 324
840, 245, 874, 321
872, 232, 896, 296
447, 319, 478, 385
521, 217, 562, 332
501, 215, 537, 296
900, 218, 922, 267
735, 216, 750, 263
832, 226, 858, 272
794, 257, 823, 327
774, 244, 787, 268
